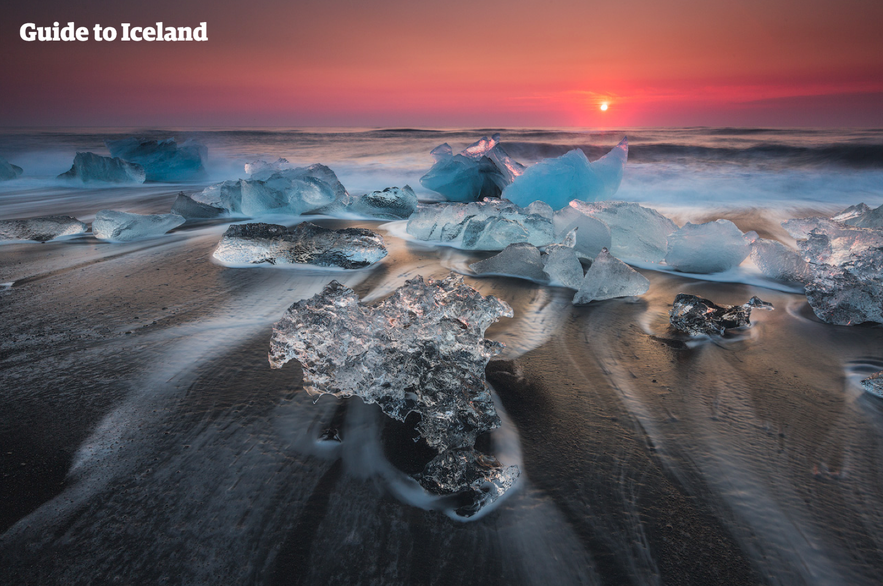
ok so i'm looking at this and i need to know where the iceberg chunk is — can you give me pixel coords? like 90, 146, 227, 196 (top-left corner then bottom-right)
105, 137, 207, 181
420, 134, 525, 202
406, 199, 555, 250
170, 192, 226, 219
569, 201, 678, 262
0, 216, 87, 242
58, 152, 145, 183
542, 241, 584, 289
190, 174, 337, 217
349, 185, 418, 219
213, 222, 387, 269
268, 275, 518, 515
669, 294, 754, 336
502, 137, 628, 210
91, 210, 185, 241
470, 243, 547, 281
573, 248, 650, 304
552, 205, 612, 259
0, 156, 23, 180
664, 220, 751, 273
862, 372, 883, 399
245, 158, 292, 180
750, 238, 811, 283
835, 202, 883, 229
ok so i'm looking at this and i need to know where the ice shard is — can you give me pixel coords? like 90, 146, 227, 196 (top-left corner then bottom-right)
862, 372, 883, 399
750, 238, 811, 283
420, 134, 524, 202
349, 185, 418, 219
170, 192, 226, 219
669, 294, 753, 336
569, 201, 678, 262
542, 241, 584, 289
268, 275, 519, 514
105, 137, 207, 181
502, 137, 628, 210
470, 243, 547, 281
573, 248, 650, 304
91, 210, 185, 241
58, 152, 146, 183
405, 199, 555, 250
0, 156, 23, 180
213, 222, 387, 269
0, 216, 87, 242
664, 220, 751, 273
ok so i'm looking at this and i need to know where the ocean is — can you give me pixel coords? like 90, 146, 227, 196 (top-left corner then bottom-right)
1, 127, 882, 585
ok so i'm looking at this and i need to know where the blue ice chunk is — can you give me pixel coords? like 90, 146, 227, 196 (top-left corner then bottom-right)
105, 138, 207, 181
420, 134, 525, 202
664, 220, 751, 273
58, 152, 145, 183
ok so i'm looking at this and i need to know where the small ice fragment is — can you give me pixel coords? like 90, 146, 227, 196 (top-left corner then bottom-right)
750, 238, 811, 283
105, 137, 207, 181
0, 156, 23, 180
746, 296, 774, 310
349, 185, 418, 219
664, 220, 751, 273
502, 137, 628, 210
861, 372, 883, 399
570, 201, 677, 262
420, 134, 524, 202
58, 152, 145, 183
542, 243, 584, 289
170, 192, 226, 219
92, 210, 185, 242
0, 216, 88, 242
669, 293, 752, 336
470, 243, 546, 281
213, 222, 387, 268
573, 248, 650, 304
268, 275, 518, 515
552, 205, 612, 259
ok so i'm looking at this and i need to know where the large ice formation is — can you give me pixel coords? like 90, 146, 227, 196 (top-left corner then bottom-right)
0, 156, 23, 180
502, 137, 628, 210
406, 199, 555, 250
190, 166, 341, 217
470, 243, 546, 281
170, 192, 226, 219
213, 222, 387, 268
862, 372, 883, 399
268, 275, 519, 515
669, 294, 754, 336
568, 201, 678, 262
420, 134, 524, 202
573, 248, 650, 304
105, 137, 207, 181
349, 185, 418, 219
0, 216, 87, 242
664, 220, 751, 273
750, 238, 811, 283
91, 210, 185, 241
58, 152, 146, 183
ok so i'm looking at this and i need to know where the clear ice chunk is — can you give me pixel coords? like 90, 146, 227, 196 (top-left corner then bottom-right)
0, 156, 23, 180
406, 199, 555, 250
542, 242, 584, 289
268, 275, 519, 514
213, 222, 387, 269
170, 192, 226, 219
569, 201, 678, 262
470, 243, 547, 281
91, 210, 185, 241
835, 203, 883, 229
552, 205, 612, 259
105, 137, 207, 181
58, 152, 145, 183
245, 158, 292, 180
0, 216, 87, 242
750, 238, 811, 283
862, 372, 883, 399
669, 293, 753, 336
420, 134, 525, 202
664, 219, 751, 273
349, 185, 418, 219
190, 171, 338, 217
573, 248, 650, 304
502, 137, 628, 210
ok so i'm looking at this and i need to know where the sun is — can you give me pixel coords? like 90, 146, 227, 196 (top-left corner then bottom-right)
600, 102, 609, 111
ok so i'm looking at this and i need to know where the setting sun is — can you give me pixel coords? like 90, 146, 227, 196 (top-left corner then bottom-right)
600, 102, 609, 111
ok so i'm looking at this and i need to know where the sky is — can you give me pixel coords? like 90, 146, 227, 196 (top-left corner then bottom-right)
1, 0, 882, 128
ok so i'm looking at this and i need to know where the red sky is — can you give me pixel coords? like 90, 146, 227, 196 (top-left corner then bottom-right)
2, 0, 882, 127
